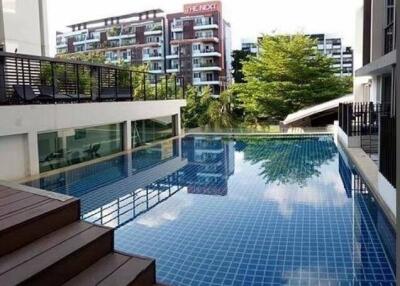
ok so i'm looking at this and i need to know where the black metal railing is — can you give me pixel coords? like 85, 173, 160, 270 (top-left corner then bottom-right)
338, 102, 396, 187
338, 102, 380, 137
0, 52, 185, 105
380, 115, 396, 187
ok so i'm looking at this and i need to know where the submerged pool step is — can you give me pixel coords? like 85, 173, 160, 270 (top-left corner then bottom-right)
63, 252, 156, 286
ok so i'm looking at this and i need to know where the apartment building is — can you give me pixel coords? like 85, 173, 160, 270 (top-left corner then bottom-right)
337, 0, 397, 221
166, 1, 231, 97
56, 10, 167, 73
56, 1, 232, 96
241, 39, 258, 54
309, 34, 354, 77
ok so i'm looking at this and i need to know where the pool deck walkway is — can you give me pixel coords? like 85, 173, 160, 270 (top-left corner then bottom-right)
0, 181, 157, 286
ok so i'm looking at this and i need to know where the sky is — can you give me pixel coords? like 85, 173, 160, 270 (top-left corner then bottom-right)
47, 0, 359, 56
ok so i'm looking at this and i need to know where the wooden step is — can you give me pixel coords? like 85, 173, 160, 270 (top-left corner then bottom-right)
0, 189, 80, 256
63, 252, 156, 286
0, 222, 113, 285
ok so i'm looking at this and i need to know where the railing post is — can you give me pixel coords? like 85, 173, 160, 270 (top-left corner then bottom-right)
21, 59, 26, 102
174, 75, 177, 99
165, 74, 168, 99
51, 62, 56, 101
143, 73, 146, 101
76, 64, 80, 102
98, 67, 102, 102
129, 70, 133, 101
182, 77, 185, 99
155, 74, 158, 100
347, 104, 352, 136
114, 68, 118, 100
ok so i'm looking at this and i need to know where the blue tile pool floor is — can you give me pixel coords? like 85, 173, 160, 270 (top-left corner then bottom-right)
26, 136, 396, 285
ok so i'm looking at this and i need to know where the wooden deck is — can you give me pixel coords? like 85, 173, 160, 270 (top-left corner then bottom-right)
0, 183, 157, 286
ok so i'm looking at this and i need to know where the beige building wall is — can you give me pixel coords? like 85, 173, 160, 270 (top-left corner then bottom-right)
0, 0, 49, 55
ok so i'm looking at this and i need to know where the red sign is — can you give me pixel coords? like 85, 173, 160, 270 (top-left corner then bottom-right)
184, 1, 221, 14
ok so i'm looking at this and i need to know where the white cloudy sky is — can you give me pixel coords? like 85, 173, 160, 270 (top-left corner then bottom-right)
47, 0, 360, 56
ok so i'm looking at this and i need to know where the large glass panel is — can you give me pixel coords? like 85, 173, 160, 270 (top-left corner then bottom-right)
131, 115, 175, 147
38, 123, 123, 172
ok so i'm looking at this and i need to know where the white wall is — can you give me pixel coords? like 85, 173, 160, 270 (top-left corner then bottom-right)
1, 0, 49, 55
0, 100, 186, 136
0, 134, 29, 180
0, 100, 186, 180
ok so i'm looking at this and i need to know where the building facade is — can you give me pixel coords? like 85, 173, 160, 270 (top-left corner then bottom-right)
56, 10, 166, 73
0, 0, 49, 55
241, 39, 258, 54
166, 1, 231, 96
309, 34, 354, 77
337, 0, 397, 230
56, 1, 232, 97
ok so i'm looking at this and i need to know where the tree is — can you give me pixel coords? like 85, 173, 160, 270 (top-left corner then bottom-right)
231, 50, 252, 83
234, 34, 353, 122
239, 136, 337, 186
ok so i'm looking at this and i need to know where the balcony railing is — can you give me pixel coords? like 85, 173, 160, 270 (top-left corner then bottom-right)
338, 102, 396, 187
0, 52, 185, 105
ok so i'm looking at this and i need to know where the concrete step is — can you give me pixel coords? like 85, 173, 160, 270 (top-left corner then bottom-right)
0, 187, 80, 256
63, 252, 156, 286
0, 222, 113, 285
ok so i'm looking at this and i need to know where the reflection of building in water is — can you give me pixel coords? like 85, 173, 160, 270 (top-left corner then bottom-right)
338, 152, 396, 274
181, 136, 234, 196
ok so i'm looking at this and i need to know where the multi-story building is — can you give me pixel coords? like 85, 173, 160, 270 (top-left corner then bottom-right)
337, 0, 397, 229
56, 10, 167, 73
0, 0, 49, 55
56, 2, 233, 96
241, 39, 258, 54
309, 34, 354, 77
166, 1, 232, 97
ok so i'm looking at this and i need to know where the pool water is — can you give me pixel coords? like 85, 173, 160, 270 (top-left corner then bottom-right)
26, 136, 396, 285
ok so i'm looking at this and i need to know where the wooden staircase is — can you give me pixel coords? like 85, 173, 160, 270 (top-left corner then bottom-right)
0, 184, 156, 286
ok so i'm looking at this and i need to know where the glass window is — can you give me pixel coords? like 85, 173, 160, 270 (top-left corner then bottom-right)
38, 123, 124, 172
132, 116, 176, 147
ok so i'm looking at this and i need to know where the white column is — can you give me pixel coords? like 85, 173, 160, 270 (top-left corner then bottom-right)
123, 120, 132, 151
175, 113, 182, 136
27, 132, 40, 176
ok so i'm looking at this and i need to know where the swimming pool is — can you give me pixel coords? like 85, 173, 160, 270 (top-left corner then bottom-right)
26, 135, 396, 285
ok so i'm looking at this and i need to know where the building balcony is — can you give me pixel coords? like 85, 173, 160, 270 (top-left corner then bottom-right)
166, 54, 179, 59
193, 50, 221, 57
166, 67, 179, 73
193, 64, 222, 72
193, 24, 219, 30
193, 78, 220, 86
143, 53, 163, 61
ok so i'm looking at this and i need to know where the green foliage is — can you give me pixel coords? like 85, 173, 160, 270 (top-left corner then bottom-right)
241, 137, 337, 186
57, 52, 106, 64
182, 87, 233, 129
233, 34, 353, 122
231, 50, 252, 83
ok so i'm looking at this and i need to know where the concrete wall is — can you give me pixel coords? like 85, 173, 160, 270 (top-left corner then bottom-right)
0, 134, 29, 179
0, 100, 186, 180
0, 0, 49, 55
371, 0, 385, 61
